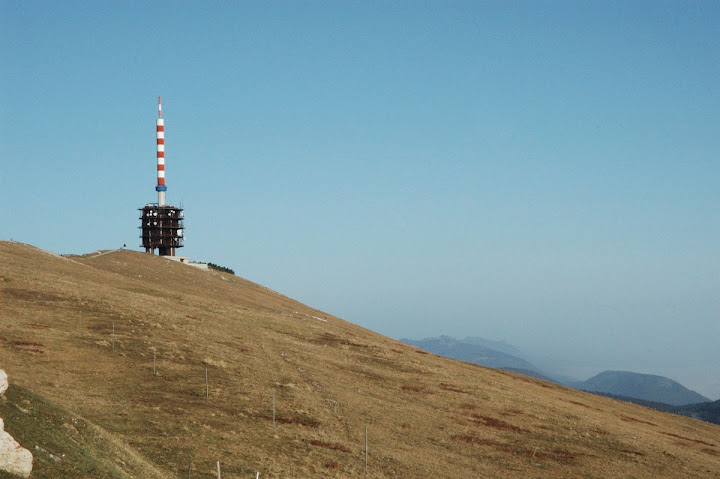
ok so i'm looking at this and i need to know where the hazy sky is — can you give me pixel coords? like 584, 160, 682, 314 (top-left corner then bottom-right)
2, 2, 718, 398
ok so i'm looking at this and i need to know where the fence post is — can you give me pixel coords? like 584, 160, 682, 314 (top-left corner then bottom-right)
272, 389, 276, 428
205, 367, 209, 398
216, 461, 221, 479
365, 424, 368, 474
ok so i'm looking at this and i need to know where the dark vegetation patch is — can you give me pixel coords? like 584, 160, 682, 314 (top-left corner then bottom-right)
26, 322, 51, 329
568, 400, 592, 408
468, 414, 526, 433
257, 413, 320, 428
451, 434, 579, 464
17, 348, 44, 354
619, 415, 657, 426
13, 340, 44, 347
702, 448, 720, 457
415, 350, 429, 355
207, 262, 235, 275
391, 349, 404, 354
325, 461, 340, 469
460, 403, 478, 410
590, 428, 610, 436
309, 332, 368, 349
309, 440, 351, 453
3, 288, 67, 303
11, 340, 45, 354
661, 432, 715, 447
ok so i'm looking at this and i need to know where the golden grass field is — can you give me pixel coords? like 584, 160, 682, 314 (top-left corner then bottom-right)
0, 240, 719, 478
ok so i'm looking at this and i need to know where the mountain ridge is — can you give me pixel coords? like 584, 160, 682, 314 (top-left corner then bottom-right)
400, 335, 542, 373
404, 336, 713, 409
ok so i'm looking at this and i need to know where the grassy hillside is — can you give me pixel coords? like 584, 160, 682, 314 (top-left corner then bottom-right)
0, 383, 167, 478
1, 241, 719, 478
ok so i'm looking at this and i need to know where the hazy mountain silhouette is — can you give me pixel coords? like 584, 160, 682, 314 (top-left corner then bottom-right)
580, 371, 710, 406
401, 335, 542, 373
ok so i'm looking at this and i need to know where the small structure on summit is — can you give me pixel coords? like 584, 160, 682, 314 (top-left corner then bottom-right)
139, 97, 185, 256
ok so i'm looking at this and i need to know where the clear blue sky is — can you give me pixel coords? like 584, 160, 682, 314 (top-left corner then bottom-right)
2, 2, 719, 397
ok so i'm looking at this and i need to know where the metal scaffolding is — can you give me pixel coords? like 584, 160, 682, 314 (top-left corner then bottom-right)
139, 205, 184, 256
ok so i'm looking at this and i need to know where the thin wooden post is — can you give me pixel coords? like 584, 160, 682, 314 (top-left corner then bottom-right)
112, 322, 115, 352
153, 345, 157, 376
187, 457, 192, 478
272, 389, 276, 427
205, 367, 209, 398
216, 461, 221, 479
365, 424, 368, 473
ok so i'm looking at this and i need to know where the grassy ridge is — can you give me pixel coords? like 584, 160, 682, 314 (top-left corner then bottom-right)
1, 241, 719, 478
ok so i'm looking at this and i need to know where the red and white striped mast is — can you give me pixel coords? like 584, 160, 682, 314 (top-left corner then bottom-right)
156, 96, 167, 206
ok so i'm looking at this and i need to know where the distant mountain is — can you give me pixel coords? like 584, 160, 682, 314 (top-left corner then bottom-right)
461, 337, 522, 356
400, 336, 542, 373
580, 371, 710, 406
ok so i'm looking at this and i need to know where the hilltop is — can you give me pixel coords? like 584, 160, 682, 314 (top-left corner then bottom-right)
1, 241, 719, 478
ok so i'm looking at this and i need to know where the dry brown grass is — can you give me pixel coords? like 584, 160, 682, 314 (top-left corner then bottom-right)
1, 240, 719, 478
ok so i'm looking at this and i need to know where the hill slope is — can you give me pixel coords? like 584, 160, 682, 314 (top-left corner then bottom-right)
587, 393, 720, 426
580, 371, 710, 406
1, 241, 719, 478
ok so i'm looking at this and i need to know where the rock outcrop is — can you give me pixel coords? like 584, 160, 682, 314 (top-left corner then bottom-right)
0, 369, 33, 478
0, 370, 7, 396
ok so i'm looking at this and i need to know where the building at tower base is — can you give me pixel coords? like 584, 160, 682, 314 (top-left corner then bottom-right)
139, 205, 184, 256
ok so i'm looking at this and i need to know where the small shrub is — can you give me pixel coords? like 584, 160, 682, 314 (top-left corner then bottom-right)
207, 263, 235, 275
